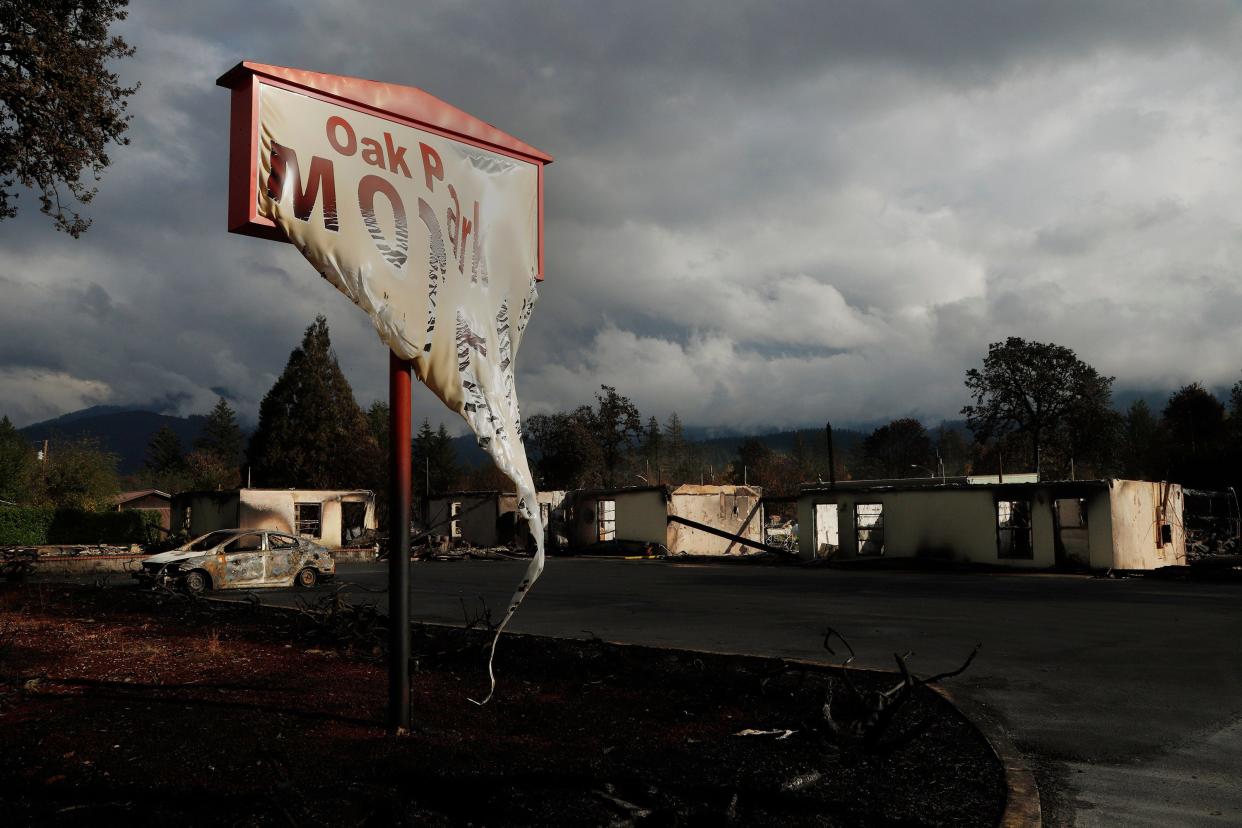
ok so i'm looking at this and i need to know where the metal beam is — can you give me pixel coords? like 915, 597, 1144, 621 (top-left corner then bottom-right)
388, 352, 412, 733
666, 514, 795, 558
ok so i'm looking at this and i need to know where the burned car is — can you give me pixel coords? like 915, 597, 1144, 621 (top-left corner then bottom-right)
135, 529, 335, 593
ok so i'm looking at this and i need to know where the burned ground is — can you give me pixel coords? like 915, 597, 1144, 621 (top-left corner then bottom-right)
0, 583, 1003, 826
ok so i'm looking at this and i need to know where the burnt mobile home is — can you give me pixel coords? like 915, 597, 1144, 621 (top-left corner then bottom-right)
563, 484, 764, 555
171, 488, 376, 550
797, 479, 1184, 570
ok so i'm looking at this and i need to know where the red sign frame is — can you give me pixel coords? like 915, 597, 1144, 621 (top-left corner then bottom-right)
215, 61, 552, 280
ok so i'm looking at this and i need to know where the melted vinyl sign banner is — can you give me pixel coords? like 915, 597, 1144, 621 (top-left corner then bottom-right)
258, 84, 543, 702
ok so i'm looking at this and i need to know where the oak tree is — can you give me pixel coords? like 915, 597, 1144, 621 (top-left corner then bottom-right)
0, 0, 137, 235
862, 418, 932, 478
962, 337, 1114, 477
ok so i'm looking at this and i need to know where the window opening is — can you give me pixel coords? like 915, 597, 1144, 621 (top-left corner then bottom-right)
854, 503, 885, 556
997, 500, 1034, 559
598, 499, 616, 542
294, 502, 322, 538
450, 501, 462, 538
224, 533, 263, 552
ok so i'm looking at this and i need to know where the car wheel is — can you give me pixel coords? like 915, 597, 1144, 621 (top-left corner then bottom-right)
296, 567, 318, 588
183, 570, 210, 595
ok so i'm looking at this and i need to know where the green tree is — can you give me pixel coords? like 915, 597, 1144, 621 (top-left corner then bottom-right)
934, 423, 970, 477
727, 436, 794, 495
185, 449, 236, 491
588, 385, 642, 488
143, 424, 187, 491
639, 415, 663, 482
0, 415, 36, 502
366, 400, 390, 461
1162, 383, 1225, 487
411, 419, 459, 495
730, 437, 770, 484
433, 424, 459, 490
0, 0, 138, 235
526, 407, 602, 490
194, 397, 244, 468
1118, 400, 1162, 480
662, 412, 701, 485
862, 418, 932, 478
247, 315, 383, 489
791, 431, 814, 483
41, 436, 118, 509
962, 337, 1114, 477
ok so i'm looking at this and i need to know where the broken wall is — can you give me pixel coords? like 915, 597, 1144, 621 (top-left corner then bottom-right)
237, 489, 375, 549
565, 489, 668, 550
666, 485, 764, 555
426, 494, 501, 547
1105, 480, 1185, 569
176, 492, 241, 538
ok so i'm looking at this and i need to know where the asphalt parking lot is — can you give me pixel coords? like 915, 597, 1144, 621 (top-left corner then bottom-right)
82, 557, 1242, 825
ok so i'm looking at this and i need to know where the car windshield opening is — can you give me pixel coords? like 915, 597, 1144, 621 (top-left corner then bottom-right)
188, 531, 239, 551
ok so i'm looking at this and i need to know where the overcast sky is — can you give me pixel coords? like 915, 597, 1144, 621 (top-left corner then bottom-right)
2, 1, 1241, 432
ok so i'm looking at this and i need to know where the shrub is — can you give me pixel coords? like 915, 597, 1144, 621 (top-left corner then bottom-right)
0, 506, 163, 546
0, 506, 55, 545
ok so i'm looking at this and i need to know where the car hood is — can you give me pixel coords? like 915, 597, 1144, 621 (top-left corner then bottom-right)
144, 548, 213, 565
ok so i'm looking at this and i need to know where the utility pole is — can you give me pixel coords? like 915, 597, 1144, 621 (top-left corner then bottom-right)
825, 423, 836, 488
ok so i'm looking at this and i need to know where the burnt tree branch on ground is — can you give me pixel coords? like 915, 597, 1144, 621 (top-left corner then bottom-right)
817, 627, 980, 755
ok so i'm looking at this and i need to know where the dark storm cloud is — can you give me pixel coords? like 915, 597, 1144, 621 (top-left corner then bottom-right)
0, 1, 1240, 429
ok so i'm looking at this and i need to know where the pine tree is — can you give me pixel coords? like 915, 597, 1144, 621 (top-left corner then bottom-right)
144, 427, 185, 479
412, 419, 436, 495
412, 420, 460, 495
792, 431, 813, 483
366, 400, 390, 460
640, 415, 663, 483
433, 424, 460, 491
664, 412, 684, 480
247, 316, 383, 489
195, 397, 244, 467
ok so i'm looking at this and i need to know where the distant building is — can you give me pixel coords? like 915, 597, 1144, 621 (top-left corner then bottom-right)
562, 484, 765, 556
797, 479, 1184, 570
424, 490, 568, 550
425, 491, 517, 548
171, 488, 376, 549
114, 489, 172, 531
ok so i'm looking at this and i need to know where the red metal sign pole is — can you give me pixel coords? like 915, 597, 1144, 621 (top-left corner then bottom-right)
388, 351, 412, 733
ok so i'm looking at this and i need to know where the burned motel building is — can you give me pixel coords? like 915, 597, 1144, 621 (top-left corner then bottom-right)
797, 478, 1185, 570
171, 488, 377, 550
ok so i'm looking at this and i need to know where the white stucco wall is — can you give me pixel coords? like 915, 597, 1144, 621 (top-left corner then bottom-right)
565, 489, 668, 548
799, 481, 1180, 571
800, 486, 1076, 568
613, 490, 669, 545
237, 489, 375, 549
1106, 480, 1185, 569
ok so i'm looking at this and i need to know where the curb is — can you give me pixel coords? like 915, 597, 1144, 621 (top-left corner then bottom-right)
941, 689, 1042, 828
